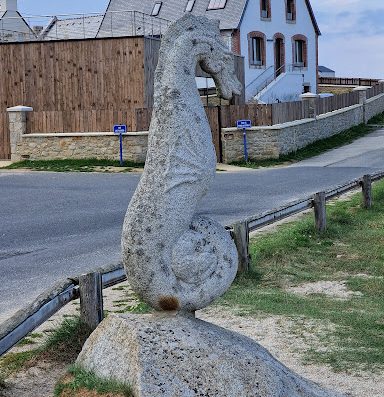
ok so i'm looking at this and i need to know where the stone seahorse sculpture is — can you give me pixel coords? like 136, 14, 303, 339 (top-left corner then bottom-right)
122, 15, 242, 313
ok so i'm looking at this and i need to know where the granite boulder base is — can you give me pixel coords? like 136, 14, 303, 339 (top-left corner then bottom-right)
77, 314, 345, 397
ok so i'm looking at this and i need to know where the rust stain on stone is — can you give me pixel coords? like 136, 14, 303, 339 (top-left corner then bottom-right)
158, 296, 180, 311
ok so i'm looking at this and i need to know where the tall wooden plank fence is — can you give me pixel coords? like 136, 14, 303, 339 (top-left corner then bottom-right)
0, 113, 10, 160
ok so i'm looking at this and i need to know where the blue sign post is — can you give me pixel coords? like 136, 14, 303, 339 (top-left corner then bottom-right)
236, 120, 252, 162
114, 125, 127, 166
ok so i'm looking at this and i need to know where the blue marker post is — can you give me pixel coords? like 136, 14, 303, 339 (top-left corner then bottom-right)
236, 119, 252, 162
113, 124, 127, 166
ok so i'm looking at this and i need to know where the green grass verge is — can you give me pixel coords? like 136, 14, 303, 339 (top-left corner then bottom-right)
231, 119, 379, 169
369, 112, 384, 125
54, 365, 133, 397
0, 317, 91, 387
3, 158, 144, 173
221, 180, 384, 372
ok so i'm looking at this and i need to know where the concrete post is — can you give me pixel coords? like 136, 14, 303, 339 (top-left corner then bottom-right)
6, 105, 33, 161
300, 92, 318, 119
353, 86, 369, 123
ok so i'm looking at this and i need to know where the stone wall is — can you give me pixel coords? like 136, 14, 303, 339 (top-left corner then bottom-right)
222, 103, 365, 163
365, 94, 384, 122
17, 132, 148, 163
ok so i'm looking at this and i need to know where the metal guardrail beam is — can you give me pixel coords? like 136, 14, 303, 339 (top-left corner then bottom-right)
247, 198, 313, 232
0, 285, 79, 356
0, 265, 127, 357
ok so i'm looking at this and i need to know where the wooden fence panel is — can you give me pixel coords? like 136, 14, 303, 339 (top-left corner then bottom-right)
0, 112, 10, 160
271, 101, 304, 124
0, 36, 159, 112
205, 107, 221, 162
219, 104, 272, 128
316, 91, 360, 115
367, 84, 384, 99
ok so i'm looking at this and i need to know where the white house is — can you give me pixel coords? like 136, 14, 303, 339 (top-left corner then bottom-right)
99, 0, 321, 103
0, 0, 35, 42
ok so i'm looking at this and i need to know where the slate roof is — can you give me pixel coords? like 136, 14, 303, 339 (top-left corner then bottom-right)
318, 66, 335, 73
100, 0, 320, 34
41, 15, 104, 40
99, 0, 248, 33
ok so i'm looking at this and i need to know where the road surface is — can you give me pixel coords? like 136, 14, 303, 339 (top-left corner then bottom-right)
0, 129, 383, 321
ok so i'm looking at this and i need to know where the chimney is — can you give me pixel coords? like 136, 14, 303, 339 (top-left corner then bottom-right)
0, 0, 18, 12
33, 26, 43, 36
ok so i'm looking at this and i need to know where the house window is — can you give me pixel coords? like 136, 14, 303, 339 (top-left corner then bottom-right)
293, 35, 307, 67
248, 32, 266, 67
151, 1, 162, 16
207, 0, 227, 10
286, 0, 296, 21
185, 0, 196, 12
260, 0, 271, 19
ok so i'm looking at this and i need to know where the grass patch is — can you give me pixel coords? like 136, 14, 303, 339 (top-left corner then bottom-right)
231, 121, 376, 169
42, 317, 92, 363
55, 365, 133, 397
221, 180, 384, 372
0, 316, 91, 385
369, 112, 384, 125
3, 158, 144, 173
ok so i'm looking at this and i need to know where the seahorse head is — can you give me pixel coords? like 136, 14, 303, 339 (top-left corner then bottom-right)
158, 14, 242, 100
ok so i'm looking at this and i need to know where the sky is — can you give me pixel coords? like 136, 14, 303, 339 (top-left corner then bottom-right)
17, 0, 384, 79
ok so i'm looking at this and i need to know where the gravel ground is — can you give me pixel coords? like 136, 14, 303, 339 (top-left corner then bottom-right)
1, 281, 383, 397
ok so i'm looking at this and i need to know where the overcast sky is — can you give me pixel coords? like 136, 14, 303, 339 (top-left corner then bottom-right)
18, 0, 384, 79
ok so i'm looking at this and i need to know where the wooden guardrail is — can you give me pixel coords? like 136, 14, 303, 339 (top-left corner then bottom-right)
1, 171, 383, 357
231, 171, 384, 274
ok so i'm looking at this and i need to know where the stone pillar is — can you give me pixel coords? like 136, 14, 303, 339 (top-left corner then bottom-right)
353, 86, 369, 124
300, 92, 318, 119
353, 86, 369, 105
379, 80, 384, 94
6, 106, 33, 161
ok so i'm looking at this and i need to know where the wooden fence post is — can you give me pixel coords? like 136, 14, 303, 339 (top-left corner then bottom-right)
232, 221, 250, 273
313, 192, 326, 232
79, 272, 103, 331
362, 175, 372, 209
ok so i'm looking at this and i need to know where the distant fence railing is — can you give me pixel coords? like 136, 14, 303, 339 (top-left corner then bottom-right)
1, 170, 383, 357
319, 77, 380, 87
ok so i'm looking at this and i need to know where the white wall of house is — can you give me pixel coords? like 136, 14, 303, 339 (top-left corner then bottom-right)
240, 0, 318, 102
258, 72, 305, 103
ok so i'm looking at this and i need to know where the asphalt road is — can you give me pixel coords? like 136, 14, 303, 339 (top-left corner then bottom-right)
1, 129, 384, 321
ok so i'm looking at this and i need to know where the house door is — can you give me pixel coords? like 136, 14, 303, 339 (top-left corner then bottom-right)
274, 38, 285, 78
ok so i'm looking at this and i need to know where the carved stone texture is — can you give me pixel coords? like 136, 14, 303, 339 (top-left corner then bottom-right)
77, 314, 346, 397
121, 15, 242, 312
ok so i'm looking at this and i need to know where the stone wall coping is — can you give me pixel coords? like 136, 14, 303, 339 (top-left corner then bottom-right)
22, 131, 149, 138
366, 92, 384, 104
300, 92, 318, 99
7, 106, 34, 112
222, 103, 363, 133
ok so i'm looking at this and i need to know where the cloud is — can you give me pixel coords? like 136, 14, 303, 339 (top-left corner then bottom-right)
311, 0, 384, 78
